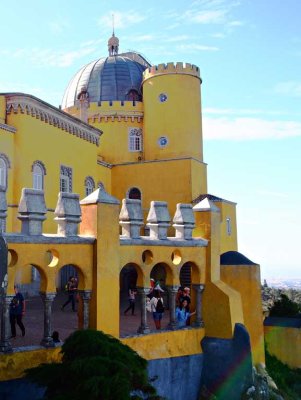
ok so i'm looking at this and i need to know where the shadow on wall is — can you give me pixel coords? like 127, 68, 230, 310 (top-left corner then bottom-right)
200, 323, 253, 400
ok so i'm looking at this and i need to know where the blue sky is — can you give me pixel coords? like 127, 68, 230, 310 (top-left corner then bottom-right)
0, 0, 300, 279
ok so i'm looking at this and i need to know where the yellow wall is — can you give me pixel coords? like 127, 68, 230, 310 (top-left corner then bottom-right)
0, 128, 15, 232
5, 112, 103, 233
0, 347, 61, 381
265, 326, 301, 369
123, 328, 204, 360
193, 200, 238, 253
111, 158, 207, 222
119, 244, 206, 287
221, 265, 265, 365
194, 204, 244, 339
7, 242, 94, 294
217, 201, 238, 253
142, 65, 203, 161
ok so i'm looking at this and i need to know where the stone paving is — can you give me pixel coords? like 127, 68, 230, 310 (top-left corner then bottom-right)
5, 293, 171, 349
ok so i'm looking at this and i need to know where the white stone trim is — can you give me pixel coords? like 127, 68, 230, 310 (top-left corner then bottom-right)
0, 122, 16, 133
5, 94, 101, 146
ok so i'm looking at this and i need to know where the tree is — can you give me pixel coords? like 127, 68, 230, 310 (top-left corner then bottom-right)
269, 294, 300, 317
25, 329, 160, 400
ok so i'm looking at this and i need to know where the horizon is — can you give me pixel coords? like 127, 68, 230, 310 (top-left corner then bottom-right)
0, 0, 300, 279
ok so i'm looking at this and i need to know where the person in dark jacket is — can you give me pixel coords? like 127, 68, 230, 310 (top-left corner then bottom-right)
10, 285, 25, 338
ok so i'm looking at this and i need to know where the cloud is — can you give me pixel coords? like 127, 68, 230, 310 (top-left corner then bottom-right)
3, 45, 97, 68
174, 0, 241, 26
203, 116, 301, 140
274, 81, 301, 97
98, 11, 146, 29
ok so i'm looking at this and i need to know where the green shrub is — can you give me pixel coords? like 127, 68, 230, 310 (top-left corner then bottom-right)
25, 329, 160, 400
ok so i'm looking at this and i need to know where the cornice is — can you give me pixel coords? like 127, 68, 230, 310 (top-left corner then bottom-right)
89, 112, 143, 123
0, 121, 16, 133
5, 93, 102, 146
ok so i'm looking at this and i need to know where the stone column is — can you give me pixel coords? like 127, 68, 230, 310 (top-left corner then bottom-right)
167, 286, 179, 330
0, 295, 13, 353
40, 292, 56, 347
137, 287, 150, 334
79, 290, 92, 329
192, 284, 205, 327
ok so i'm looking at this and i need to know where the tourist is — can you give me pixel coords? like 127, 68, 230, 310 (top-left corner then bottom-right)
51, 331, 61, 343
124, 287, 137, 316
147, 278, 155, 299
183, 287, 192, 325
10, 285, 25, 338
61, 276, 77, 312
149, 289, 165, 330
176, 299, 195, 329
175, 287, 184, 307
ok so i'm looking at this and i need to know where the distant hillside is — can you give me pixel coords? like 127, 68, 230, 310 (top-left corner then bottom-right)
263, 278, 301, 290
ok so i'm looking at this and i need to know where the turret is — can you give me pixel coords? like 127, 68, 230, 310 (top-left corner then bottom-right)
142, 62, 204, 162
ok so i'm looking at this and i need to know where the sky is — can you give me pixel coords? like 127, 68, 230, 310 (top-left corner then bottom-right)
0, 0, 300, 280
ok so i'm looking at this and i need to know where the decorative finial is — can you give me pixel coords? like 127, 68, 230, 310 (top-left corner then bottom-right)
108, 15, 119, 56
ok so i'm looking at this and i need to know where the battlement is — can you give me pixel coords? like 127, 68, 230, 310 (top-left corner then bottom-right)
143, 62, 201, 81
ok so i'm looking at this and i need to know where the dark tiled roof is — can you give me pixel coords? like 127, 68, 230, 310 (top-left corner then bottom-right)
192, 194, 236, 205
220, 251, 256, 266
264, 316, 301, 328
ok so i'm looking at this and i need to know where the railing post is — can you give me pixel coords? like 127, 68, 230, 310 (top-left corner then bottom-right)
137, 287, 150, 334
192, 284, 205, 327
79, 290, 92, 329
167, 285, 179, 330
40, 292, 56, 347
0, 295, 13, 353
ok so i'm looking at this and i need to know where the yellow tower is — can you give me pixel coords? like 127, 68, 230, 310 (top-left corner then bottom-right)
142, 62, 204, 162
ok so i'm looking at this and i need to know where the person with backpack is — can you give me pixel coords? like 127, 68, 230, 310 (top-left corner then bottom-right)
61, 276, 77, 312
149, 289, 165, 330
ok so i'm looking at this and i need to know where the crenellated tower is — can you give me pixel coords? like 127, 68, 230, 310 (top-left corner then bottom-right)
142, 62, 204, 162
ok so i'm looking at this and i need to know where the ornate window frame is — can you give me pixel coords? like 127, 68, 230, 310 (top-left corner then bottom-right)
84, 176, 95, 196
60, 165, 72, 193
128, 128, 143, 152
0, 153, 11, 190
31, 160, 46, 190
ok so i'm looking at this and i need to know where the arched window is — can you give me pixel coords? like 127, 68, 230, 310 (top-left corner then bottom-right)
128, 187, 141, 200
60, 165, 72, 193
0, 158, 6, 188
32, 164, 43, 190
85, 176, 95, 196
128, 128, 143, 152
0, 154, 10, 189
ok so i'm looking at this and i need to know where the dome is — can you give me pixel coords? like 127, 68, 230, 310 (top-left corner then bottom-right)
62, 54, 148, 109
